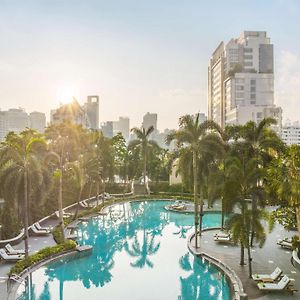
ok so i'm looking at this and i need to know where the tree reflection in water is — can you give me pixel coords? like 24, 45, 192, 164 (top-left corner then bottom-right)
18, 201, 229, 300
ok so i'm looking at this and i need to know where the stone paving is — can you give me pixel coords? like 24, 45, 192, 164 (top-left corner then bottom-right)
190, 223, 299, 299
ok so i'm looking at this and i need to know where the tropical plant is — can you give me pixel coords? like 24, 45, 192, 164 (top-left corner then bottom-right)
0, 130, 47, 257
129, 126, 158, 193
166, 114, 224, 247
267, 145, 300, 238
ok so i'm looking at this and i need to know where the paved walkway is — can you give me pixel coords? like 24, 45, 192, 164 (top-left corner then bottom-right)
190, 223, 299, 299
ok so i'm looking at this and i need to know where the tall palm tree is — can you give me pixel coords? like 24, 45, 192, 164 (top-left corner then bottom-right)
167, 114, 223, 248
239, 118, 284, 245
267, 145, 300, 238
129, 126, 158, 193
67, 155, 89, 218
224, 149, 272, 277
0, 130, 47, 257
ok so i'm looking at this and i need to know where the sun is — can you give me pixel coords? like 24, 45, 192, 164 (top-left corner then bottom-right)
57, 86, 77, 105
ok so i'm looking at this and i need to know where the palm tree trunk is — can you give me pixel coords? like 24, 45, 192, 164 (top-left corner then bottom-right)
221, 197, 225, 230
199, 189, 204, 237
75, 187, 83, 218
296, 207, 300, 239
58, 171, 65, 241
88, 182, 93, 207
96, 181, 100, 206
24, 167, 29, 257
143, 150, 147, 195
193, 150, 199, 248
247, 241, 253, 277
240, 244, 245, 265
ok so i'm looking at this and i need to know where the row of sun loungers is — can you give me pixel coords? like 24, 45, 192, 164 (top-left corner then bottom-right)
252, 267, 297, 293
30, 222, 52, 236
0, 245, 25, 262
277, 238, 293, 250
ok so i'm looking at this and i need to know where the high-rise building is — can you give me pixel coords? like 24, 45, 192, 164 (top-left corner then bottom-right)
0, 108, 45, 141
142, 112, 157, 131
208, 31, 282, 131
113, 117, 130, 140
281, 121, 300, 146
100, 121, 114, 138
83, 96, 99, 129
51, 98, 89, 128
29, 111, 46, 133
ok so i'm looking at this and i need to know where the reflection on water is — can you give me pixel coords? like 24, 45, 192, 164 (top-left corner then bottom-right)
17, 200, 230, 300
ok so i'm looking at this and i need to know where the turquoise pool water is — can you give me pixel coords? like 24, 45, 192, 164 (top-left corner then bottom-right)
16, 200, 230, 299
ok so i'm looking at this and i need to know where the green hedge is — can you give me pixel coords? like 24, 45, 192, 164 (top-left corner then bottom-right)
9, 240, 76, 276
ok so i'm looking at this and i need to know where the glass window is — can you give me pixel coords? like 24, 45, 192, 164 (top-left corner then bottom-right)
250, 79, 256, 85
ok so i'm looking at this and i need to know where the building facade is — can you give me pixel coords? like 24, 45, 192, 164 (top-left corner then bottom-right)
208, 31, 282, 131
281, 122, 300, 146
0, 108, 45, 141
83, 95, 100, 129
29, 111, 46, 133
142, 112, 158, 132
113, 117, 130, 140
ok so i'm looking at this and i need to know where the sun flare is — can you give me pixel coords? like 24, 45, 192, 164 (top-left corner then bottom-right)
57, 86, 77, 105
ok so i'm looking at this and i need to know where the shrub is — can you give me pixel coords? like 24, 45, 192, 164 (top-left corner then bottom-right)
9, 240, 76, 276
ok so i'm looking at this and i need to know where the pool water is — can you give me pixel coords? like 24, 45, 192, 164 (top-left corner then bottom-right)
16, 200, 230, 300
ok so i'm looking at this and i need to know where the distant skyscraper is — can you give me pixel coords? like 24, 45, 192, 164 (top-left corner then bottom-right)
142, 112, 157, 131
281, 121, 300, 146
113, 117, 130, 140
101, 121, 114, 138
0, 108, 45, 141
208, 31, 282, 131
84, 95, 99, 129
29, 111, 46, 133
50, 98, 89, 128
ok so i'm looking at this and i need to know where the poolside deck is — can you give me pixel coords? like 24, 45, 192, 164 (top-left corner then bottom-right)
190, 223, 299, 299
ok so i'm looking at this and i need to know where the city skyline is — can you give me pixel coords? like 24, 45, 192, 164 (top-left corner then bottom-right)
0, 1, 300, 129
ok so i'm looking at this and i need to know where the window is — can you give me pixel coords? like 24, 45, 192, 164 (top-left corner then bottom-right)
250, 100, 256, 104
236, 92, 244, 98
244, 48, 253, 53
244, 61, 253, 66
251, 94, 256, 99
257, 112, 262, 118
236, 85, 244, 91
244, 55, 253, 59
251, 86, 256, 92
250, 79, 256, 85
236, 78, 245, 83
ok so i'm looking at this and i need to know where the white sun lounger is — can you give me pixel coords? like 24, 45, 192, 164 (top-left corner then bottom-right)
54, 211, 74, 219
214, 235, 231, 243
214, 231, 231, 238
30, 224, 50, 236
4, 244, 25, 255
257, 275, 292, 291
277, 238, 293, 250
0, 248, 24, 262
34, 222, 51, 232
252, 267, 282, 282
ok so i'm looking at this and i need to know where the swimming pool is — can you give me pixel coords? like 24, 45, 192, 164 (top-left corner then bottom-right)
16, 200, 230, 299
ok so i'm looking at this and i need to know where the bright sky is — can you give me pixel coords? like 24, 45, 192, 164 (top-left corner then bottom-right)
0, 0, 299, 130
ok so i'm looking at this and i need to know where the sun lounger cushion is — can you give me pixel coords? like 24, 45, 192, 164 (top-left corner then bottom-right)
252, 267, 282, 281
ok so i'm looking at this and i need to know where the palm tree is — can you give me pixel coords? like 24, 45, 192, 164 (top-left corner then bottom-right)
167, 114, 223, 248
67, 155, 89, 218
267, 145, 300, 238
224, 148, 272, 277
0, 130, 47, 257
129, 126, 158, 193
240, 119, 284, 245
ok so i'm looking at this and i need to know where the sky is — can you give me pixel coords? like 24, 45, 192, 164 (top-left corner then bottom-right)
0, 0, 300, 130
